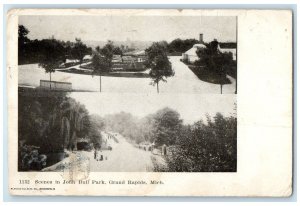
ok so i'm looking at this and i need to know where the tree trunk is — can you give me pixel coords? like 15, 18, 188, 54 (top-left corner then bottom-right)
99, 75, 102, 92
220, 84, 223, 94
157, 81, 159, 93
49, 72, 52, 90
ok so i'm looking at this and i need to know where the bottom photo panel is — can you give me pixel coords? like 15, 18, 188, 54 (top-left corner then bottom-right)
18, 90, 237, 173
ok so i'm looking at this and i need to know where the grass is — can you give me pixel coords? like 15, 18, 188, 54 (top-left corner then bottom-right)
188, 65, 234, 85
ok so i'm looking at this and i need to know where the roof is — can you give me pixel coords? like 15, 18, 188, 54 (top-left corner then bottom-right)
83, 55, 92, 60
184, 43, 206, 56
185, 47, 198, 56
192, 43, 206, 49
133, 50, 146, 56
123, 50, 146, 56
219, 42, 237, 49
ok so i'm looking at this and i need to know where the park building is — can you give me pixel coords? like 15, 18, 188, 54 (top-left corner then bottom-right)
182, 33, 207, 63
182, 33, 237, 63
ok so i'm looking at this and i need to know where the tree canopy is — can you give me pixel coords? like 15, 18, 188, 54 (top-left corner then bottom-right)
145, 42, 174, 93
167, 38, 199, 53
72, 38, 90, 65
18, 25, 92, 65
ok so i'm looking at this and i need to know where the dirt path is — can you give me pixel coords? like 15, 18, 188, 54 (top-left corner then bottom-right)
43, 134, 154, 172
86, 134, 153, 172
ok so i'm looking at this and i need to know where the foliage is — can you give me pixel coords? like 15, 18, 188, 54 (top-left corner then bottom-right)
195, 40, 235, 75
151, 107, 183, 146
19, 144, 47, 171
91, 53, 110, 74
102, 107, 183, 146
100, 108, 236, 172
99, 40, 114, 68
103, 112, 141, 142
166, 113, 237, 172
72, 38, 90, 65
18, 91, 103, 169
18, 25, 30, 63
38, 39, 66, 74
145, 42, 174, 92
18, 25, 91, 65
167, 38, 199, 53
113, 47, 123, 56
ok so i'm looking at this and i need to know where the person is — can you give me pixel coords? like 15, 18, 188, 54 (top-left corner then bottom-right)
162, 144, 167, 156
94, 149, 97, 160
71, 144, 75, 152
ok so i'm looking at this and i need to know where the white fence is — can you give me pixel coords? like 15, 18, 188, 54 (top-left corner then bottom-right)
40, 80, 72, 91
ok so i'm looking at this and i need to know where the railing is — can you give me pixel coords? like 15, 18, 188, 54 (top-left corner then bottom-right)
40, 80, 72, 91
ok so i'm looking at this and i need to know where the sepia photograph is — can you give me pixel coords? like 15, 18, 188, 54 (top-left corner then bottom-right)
18, 15, 237, 94
17, 14, 237, 173
18, 92, 237, 172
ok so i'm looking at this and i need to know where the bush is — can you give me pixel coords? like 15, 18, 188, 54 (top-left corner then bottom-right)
164, 114, 237, 172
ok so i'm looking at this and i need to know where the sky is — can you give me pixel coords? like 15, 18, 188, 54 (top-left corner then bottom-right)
19, 15, 237, 43
69, 93, 236, 124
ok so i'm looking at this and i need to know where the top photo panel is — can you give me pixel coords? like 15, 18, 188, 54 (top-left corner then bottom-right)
18, 15, 237, 94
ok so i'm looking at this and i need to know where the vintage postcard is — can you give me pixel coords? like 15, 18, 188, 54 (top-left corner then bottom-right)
7, 9, 292, 196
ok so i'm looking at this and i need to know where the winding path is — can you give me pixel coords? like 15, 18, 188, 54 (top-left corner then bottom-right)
18, 56, 236, 93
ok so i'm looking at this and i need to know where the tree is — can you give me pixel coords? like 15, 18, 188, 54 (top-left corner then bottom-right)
151, 107, 183, 146
195, 40, 234, 94
18, 25, 30, 47
145, 42, 174, 93
113, 46, 123, 56
165, 113, 237, 172
167, 38, 199, 53
100, 40, 114, 69
92, 52, 110, 92
38, 39, 65, 90
58, 98, 90, 150
72, 38, 89, 66
18, 25, 30, 64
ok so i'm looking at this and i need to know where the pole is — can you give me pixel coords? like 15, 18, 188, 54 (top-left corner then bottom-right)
157, 81, 159, 93
220, 84, 223, 94
50, 72, 52, 90
99, 75, 102, 92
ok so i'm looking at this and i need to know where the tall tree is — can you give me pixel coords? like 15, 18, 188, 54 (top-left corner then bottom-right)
145, 42, 174, 93
151, 107, 183, 146
195, 40, 234, 94
100, 40, 114, 69
18, 25, 30, 64
18, 25, 30, 46
92, 52, 110, 92
38, 39, 64, 90
72, 38, 89, 66
58, 98, 90, 150
113, 47, 123, 56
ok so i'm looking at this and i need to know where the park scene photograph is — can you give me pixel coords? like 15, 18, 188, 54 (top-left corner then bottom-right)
18, 15, 237, 94
17, 14, 237, 173
18, 92, 237, 172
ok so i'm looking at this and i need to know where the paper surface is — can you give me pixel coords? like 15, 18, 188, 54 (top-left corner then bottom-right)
7, 9, 292, 196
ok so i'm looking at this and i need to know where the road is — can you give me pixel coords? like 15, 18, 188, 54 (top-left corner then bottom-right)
18, 56, 236, 93
160, 56, 236, 94
42, 133, 154, 172
85, 134, 153, 172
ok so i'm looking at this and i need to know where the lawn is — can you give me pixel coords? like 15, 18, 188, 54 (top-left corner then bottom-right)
188, 65, 232, 85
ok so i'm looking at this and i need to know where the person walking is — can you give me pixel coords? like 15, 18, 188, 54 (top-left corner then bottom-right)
94, 149, 97, 160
